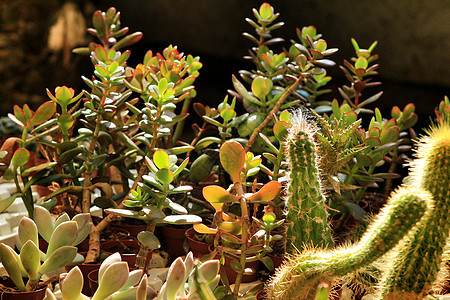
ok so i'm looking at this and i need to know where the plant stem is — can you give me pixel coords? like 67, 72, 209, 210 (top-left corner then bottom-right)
232, 181, 248, 297
245, 75, 303, 152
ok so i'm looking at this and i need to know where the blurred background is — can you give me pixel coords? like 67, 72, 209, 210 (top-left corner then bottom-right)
1, 0, 449, 129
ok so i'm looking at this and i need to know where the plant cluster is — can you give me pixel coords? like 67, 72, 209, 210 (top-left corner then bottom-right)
0, 2, 447, 300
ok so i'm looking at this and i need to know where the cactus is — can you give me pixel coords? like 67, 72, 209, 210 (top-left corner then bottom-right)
380, 122, 450, 299
266, 186, 432, 300
284, 110, 333, 252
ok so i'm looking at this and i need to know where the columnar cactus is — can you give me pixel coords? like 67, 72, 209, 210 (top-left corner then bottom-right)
267, 186, 432, 300
284, 110, 333, 252
380, 123, 450, 299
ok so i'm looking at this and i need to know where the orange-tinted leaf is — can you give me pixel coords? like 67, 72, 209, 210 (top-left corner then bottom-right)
220, 141, 245, 183
202, 185, 240, 208
248, 181, 282, 202
193, 223, 217, 234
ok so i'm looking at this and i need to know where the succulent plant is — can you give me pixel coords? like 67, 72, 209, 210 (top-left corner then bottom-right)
157, 252, 220, 300
0, 206, 90, 292
43, 252, 149, 300
380, 122, 450, 298
266, 186, 432, 300
194, 141, 283, 297
283, 109, 333, 253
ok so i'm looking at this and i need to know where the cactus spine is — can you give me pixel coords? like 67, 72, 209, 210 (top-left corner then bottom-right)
284, 110, 333, 253
267, 187, 431, 300
380, 123, 450, 299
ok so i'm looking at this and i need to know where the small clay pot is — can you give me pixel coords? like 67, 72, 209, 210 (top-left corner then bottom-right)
0, 277, 47, 300
208, 244, 260, 284
161, 226, 189, 260
65, 251, 112, 296
101, 239, 140, 269
185, 227, 211, 259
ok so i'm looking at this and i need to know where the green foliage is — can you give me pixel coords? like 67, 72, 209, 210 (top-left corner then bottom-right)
0, 206, 90, 291
197, 141, 282, 297
267, 186, 431, 300
158, 252, 220, 300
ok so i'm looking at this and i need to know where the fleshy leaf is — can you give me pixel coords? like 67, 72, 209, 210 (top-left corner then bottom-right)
20, 240, 40, 280
29, 101, 56, 128
202, 185, 240, 208
34, 206, 54, 243
12, 148, 30, 169
153, 149, 170, 169
219, 141, 245, 183
248, 181, 282, 202
194, 223, 218, 234
18, 217, 39, 250
39, 246, 77, 274
61, 266, 84, 300
166, 257, 186, 300
46, 221, 78, 257
0, 243, 26, 291
93, 261, 129, 300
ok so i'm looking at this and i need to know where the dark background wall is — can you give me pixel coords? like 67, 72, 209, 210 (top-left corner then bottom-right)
1, 0, 449, 129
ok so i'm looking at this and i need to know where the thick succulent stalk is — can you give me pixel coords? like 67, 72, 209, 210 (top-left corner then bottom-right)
381, 123, 450, 299
266, 187, 431, 300
284, 110, 333, 252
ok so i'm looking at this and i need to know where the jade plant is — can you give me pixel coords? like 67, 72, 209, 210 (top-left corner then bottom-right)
158, 252, 220, 300
194, 140, 283, 298
105, 149, 202, 269
0, 206, 89, 292
44, 252, 149, 300
0, 6, 204, 269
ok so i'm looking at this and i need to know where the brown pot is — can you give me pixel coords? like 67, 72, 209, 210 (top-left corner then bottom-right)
267, 253, 285, 271
65, 251, 111, 296
101, 239, 140, 269
77, 227, 130, 252
209, 244, 260, 284
0, 277, 46, 300
161, 226, 189, 260
185, 227, 211, 259
111, 220, 148, 237
87, 269, 99, 295
255, 288, 267, 300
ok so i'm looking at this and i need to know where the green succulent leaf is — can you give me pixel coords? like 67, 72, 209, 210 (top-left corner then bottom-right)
12, 148, 30, 169
39, 245, 78, 275
137, 231, 161, 250
46, 221, 78, 257
61, 266, 84, 300
20, 240, 40, 280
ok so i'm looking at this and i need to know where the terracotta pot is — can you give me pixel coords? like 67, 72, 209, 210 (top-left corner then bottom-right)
185, 227, 211, 259
0, 277, 46, 300
162, 226, 189, 260
209, 245, 260, 284
87, 269, 99, 295
111, 220, 148, 237
255, 288, 267, 300
77, 226, 130, 252
101, 239, 140, 269
65, 251, 111, 296
267, 253, 285, 271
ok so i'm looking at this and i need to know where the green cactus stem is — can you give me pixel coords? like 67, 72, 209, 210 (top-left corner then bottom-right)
381, 123, 450, 299
284, 110, 333, 253
267, 186, 432, 300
